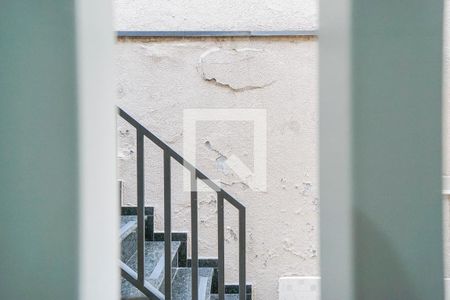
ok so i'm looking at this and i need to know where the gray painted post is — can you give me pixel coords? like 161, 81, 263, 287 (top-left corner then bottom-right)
320, 0, 445, 299
0, 1, 117, 299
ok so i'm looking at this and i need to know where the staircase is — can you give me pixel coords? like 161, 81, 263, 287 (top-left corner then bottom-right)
118, 108, 250, 300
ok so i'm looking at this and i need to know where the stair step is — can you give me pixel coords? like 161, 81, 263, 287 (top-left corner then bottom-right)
210, 294, 241, 300
121, 240, 181, 298
120, 215, 137, 229
172, 268, 214, 300
121, 215, 155, 262
120, 216, 137, 262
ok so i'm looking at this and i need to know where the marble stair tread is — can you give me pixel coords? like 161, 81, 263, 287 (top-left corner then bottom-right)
172, 267, 214, 300
210, 294, 240, 300
120, 215, 151, 260
120, 216, 137, 262
120, 215, 151, 240
121, 241, 181, 298
120, 215, 137, 228
120, 216, 137, 240
126, 241, 180, 286
121, 278, 145, 298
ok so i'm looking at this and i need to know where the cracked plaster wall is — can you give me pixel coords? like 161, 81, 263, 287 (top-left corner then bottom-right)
116, 37, 318, 300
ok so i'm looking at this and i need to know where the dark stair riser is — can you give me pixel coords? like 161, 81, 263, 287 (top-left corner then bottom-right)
122, 241, 181, 292
121, 207, 154, 241
120, 214, 253, 299
187, 258, 253, 300
171, 268, 214, 300
120, 215, 181, 298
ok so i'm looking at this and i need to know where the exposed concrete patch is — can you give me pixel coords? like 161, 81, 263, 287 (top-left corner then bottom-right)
225, 226, 238, 242
199, 194, 217, 205
198, 47, 276, 92
203, 140, 251, 190
204, 140, 232, 175
215, 156, 229, 174
301, 182, 313, 196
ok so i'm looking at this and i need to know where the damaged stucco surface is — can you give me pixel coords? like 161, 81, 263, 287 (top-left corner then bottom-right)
199, 48, 277, 92
116, 37, 318, 299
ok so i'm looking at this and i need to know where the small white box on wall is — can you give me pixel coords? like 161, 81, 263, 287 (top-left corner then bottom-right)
279, 277, 320, 300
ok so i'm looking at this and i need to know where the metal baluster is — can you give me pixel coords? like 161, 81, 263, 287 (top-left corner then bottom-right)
239, 207, 246, 300
191, 172, 199, 300
164, 151, 172, 299
136, 128, 145, 283
218, 191, 225, 300
119, 108, 247, 300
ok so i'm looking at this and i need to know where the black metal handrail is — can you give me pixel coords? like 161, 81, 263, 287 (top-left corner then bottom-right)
118, 107, 246, 300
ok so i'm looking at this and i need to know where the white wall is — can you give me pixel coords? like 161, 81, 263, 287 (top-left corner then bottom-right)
114, 0, 317, 31
115, 0, 450, 299
116, 37, 318, 299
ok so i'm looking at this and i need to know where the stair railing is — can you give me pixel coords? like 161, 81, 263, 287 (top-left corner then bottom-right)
118, 107, 246, 300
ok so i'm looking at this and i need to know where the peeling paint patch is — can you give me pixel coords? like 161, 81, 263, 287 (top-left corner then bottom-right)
118, 145, 134, 159
311, 197, 320, 211
225, 226, 238, 242
204, 140, 232, 175
203, 77, 275, 92
215, 155, 230, 175
198, 47, 276, 92
301, 182, 313, 196
220, 180, 250, 190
